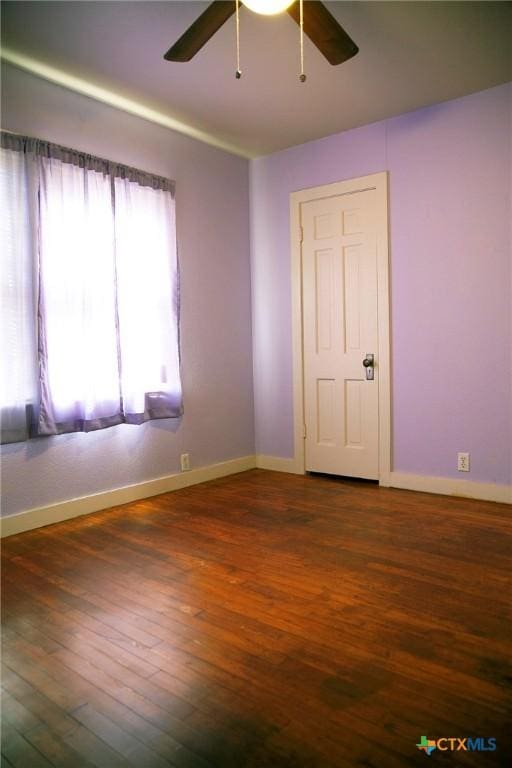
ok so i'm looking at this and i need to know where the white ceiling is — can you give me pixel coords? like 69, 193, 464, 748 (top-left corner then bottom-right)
1, 1, 511, 157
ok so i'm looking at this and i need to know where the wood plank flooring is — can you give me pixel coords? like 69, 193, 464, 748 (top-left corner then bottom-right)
1, 469, 511, 767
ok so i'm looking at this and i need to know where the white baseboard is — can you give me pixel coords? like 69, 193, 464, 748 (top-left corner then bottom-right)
0, 455, 256, 538
3, 460, 508, 539
255, 454, 303, 474
389, 472, 512, 505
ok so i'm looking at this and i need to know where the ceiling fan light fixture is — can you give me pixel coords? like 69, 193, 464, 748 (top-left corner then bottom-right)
242, 0, 294, 16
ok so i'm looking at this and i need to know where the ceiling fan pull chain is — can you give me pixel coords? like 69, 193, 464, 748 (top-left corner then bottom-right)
235, 0, 242, 78
299, 0, 306, 82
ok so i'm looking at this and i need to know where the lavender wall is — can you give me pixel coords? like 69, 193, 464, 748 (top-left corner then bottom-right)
250, 83, 512, 485
1, 63, 254, 517
1, 69, 510, 517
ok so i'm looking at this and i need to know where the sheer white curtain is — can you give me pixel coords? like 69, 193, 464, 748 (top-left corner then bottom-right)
0, 132, 182, 443
37, 156, 122, 433
114, 176, 182, 420
0, 145, 37, 443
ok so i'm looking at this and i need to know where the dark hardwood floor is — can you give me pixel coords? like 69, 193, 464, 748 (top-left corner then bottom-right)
1, 469, 511, 767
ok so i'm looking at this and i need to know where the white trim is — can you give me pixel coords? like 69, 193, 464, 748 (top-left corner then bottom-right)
255, 454, 302, 474
0, 456, 256, 538
389, 472, 512, 505
1, 47, 251, 160
3, 460, 508, 539
290, 172, 391, 483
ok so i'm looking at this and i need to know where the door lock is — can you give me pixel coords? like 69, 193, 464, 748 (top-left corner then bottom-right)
363, 354, 374, 380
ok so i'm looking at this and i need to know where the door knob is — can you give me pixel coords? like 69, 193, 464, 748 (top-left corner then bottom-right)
363, 354, 374, 380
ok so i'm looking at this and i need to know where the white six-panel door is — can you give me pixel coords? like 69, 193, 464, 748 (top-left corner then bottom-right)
301, 188, 379, 479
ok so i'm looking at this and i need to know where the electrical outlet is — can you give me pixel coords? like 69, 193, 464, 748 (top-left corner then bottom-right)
180, 453, 190, 472
457, 452, 470, 472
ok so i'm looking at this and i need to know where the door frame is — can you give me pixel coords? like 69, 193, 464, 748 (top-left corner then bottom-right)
290, 172, 391, 484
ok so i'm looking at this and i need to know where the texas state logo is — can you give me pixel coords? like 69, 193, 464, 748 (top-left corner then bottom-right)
416, 736, 497, 755
417, 736, 437, 755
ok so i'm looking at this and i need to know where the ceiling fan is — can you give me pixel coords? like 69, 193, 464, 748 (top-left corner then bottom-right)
163, 0, 359, 66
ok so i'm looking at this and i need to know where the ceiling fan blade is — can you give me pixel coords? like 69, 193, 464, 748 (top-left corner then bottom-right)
164, 1, 236, 62
287, 0, 358, 65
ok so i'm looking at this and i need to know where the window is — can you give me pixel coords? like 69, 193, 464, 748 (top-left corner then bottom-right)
0, 132, 182, 444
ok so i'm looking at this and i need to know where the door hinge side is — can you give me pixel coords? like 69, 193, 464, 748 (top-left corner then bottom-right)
299, 225, 304, 243
302, 424, 307, 439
